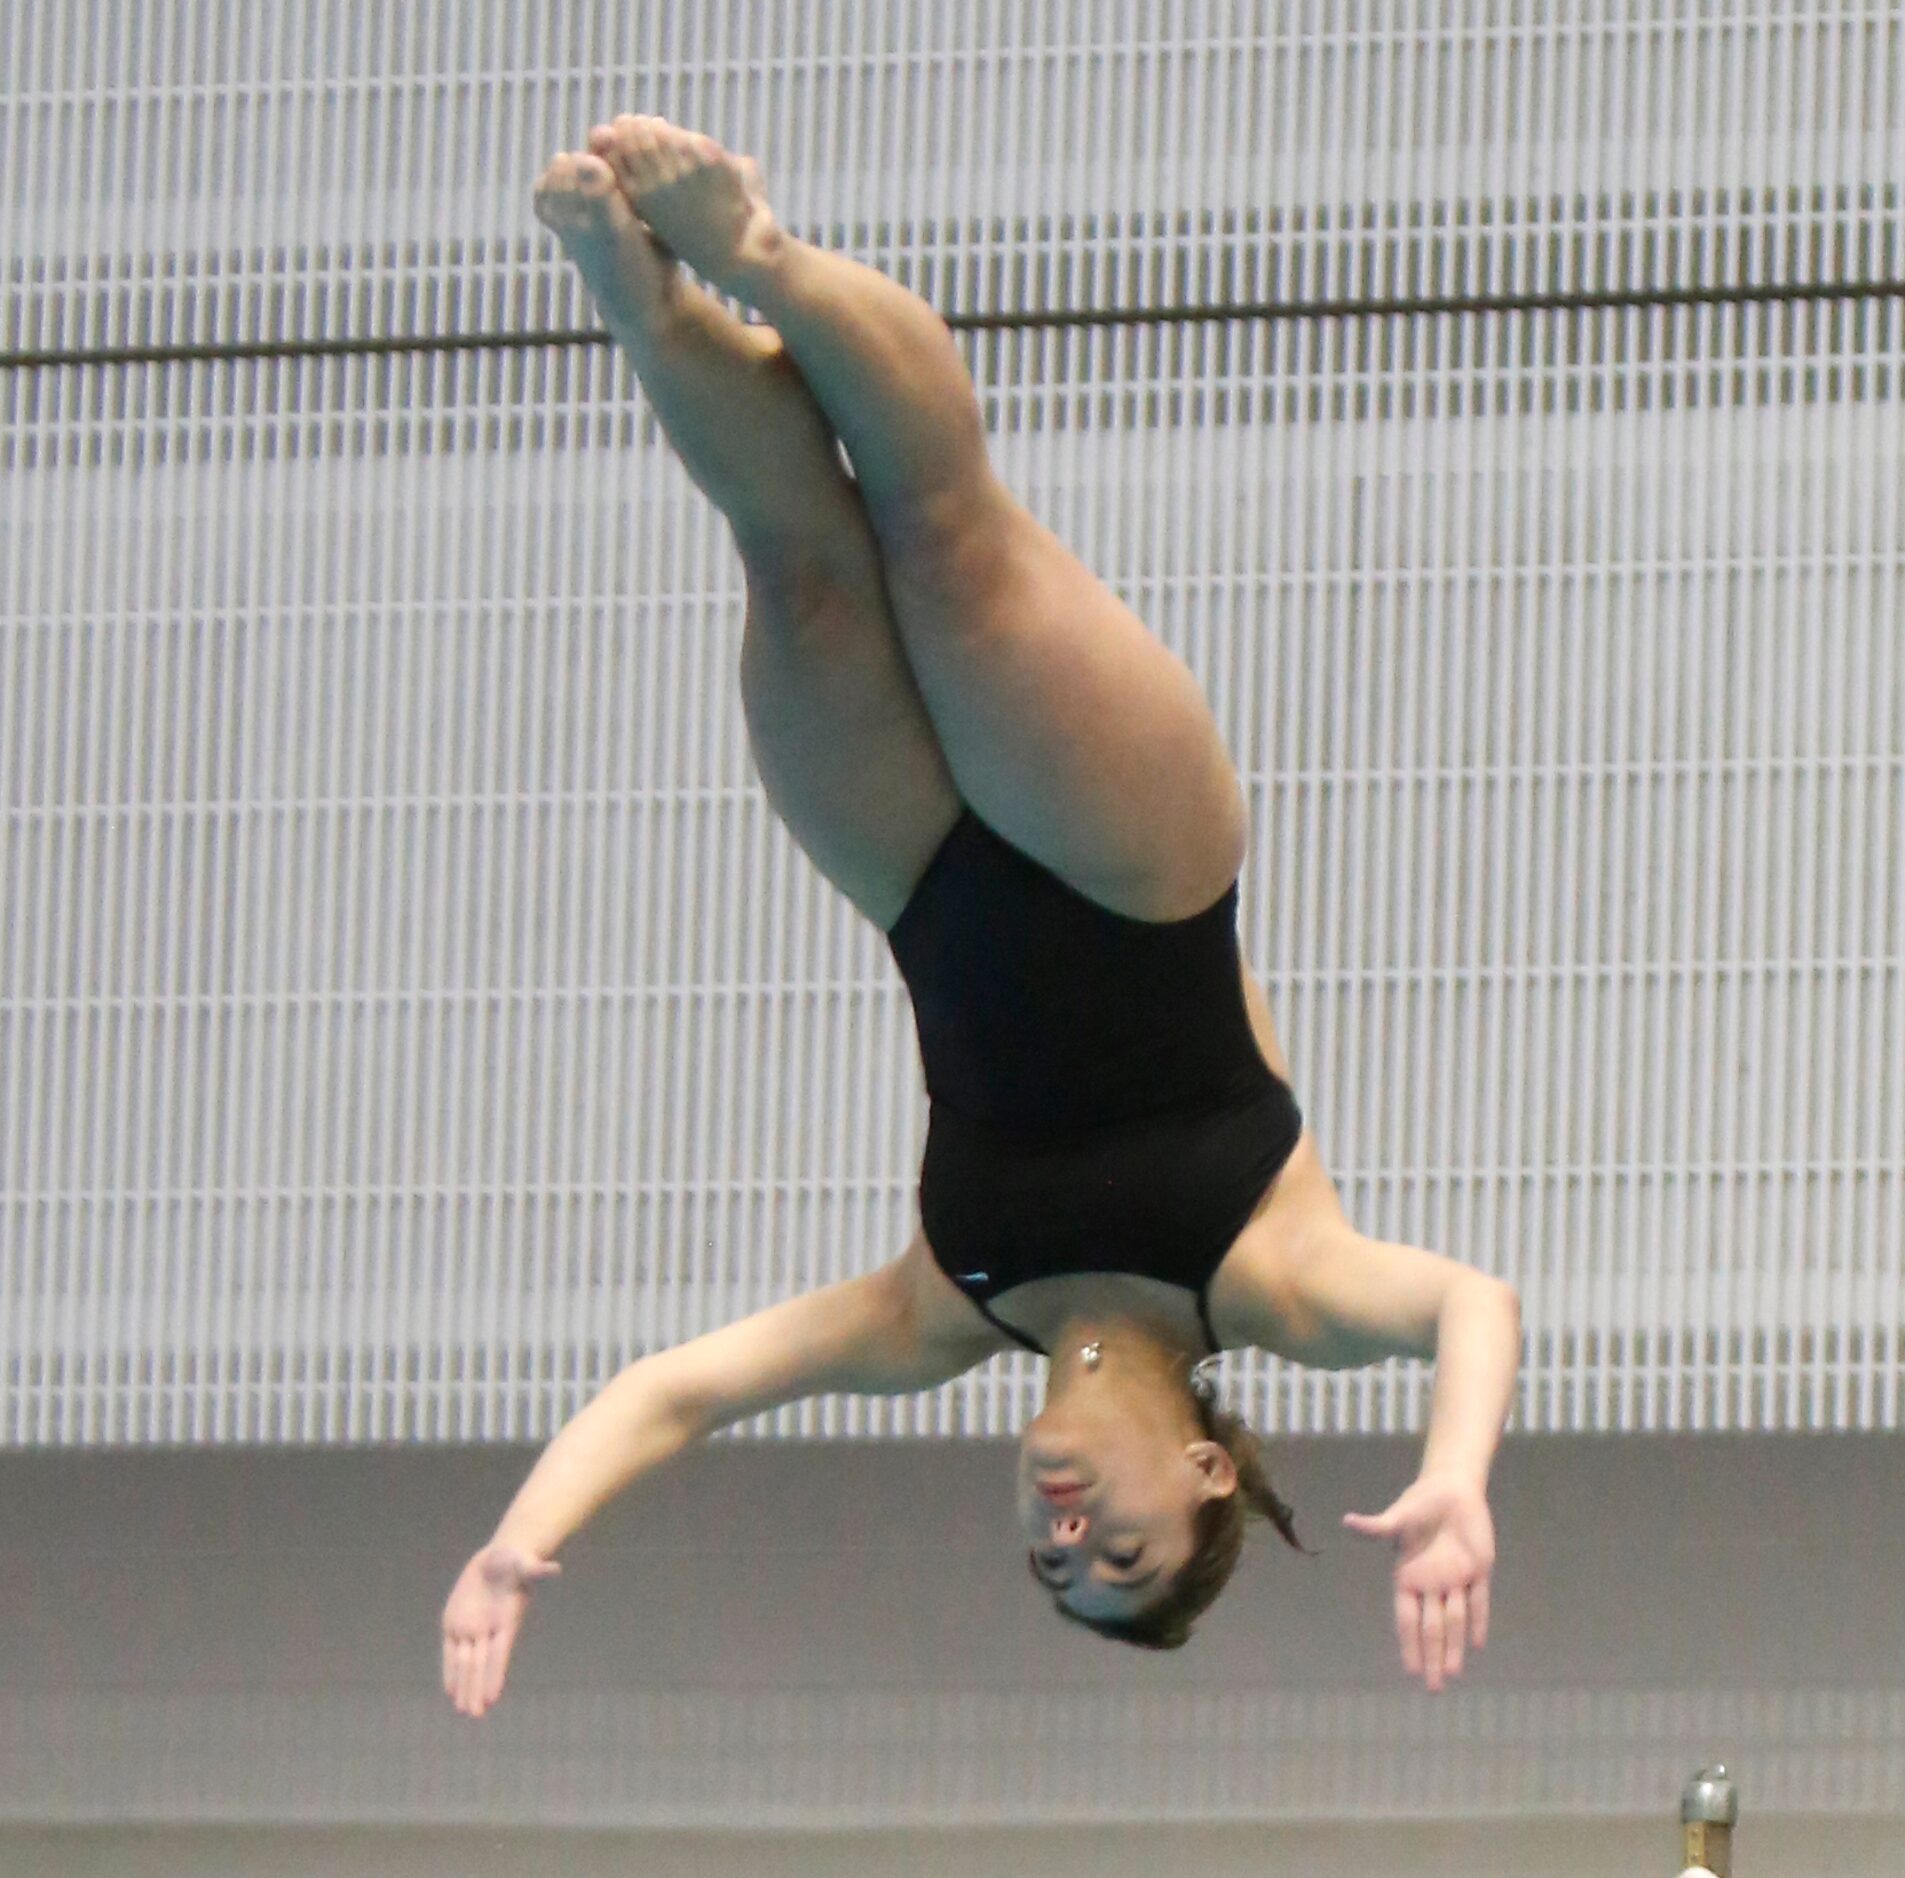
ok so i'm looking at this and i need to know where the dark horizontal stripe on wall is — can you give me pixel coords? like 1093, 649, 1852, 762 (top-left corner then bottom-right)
2, 276, 1903, 372
4, 292, 1897, 472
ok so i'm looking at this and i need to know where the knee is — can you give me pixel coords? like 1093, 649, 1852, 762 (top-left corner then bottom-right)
736, 483, 883, 599
865, 474, 1018, 592
739, 536, 882, 644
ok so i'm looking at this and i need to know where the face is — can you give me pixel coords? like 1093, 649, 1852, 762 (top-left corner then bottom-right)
1015, 1397, 1236, 1623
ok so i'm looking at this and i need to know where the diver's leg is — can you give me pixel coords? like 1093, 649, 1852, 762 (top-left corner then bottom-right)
535, 146, 959, 929
609, 120, 1248, 921
535, 144, 840, 556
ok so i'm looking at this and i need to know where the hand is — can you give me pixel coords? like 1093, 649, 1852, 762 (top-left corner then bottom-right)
441, 1541, 562, 1717
1343, 1473, 1495, 1693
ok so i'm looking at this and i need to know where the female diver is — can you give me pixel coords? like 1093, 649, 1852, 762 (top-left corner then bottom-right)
441, 117, 1521, 1713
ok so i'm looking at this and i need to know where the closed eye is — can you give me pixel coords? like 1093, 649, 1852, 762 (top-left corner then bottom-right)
1029, 1548, 1150, 1591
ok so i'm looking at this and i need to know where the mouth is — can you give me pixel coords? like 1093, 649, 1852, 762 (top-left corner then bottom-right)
1035, 1478, 1088, 1505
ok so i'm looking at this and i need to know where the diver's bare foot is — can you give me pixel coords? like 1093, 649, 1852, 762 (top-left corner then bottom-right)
532, 150, 680, 328
592, 115, 783, 297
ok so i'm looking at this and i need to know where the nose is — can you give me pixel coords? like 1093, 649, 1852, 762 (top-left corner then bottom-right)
1049, 1512, 1087, 1545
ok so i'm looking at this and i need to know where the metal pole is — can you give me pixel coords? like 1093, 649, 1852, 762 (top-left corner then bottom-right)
1679, 1763, 1740, 1877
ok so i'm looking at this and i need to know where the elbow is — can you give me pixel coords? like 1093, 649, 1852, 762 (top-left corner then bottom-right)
1481, 1272, 1520, 1319
626, 1351, 721, 1449
1441, 1271, 1521, 1343
1468, 1273, 1522, 1356
1470, 1272, 1521, 1327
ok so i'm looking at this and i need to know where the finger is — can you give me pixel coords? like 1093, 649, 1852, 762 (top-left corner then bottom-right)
1443, 1586, 1468, 1680
1394, 1587, 1423, 1680
1470, 1575, 1491, 1650
483, 1627, 513, 1708
1420, 1592, 1446, 1692
1344, 1510, 1398, 1541
453, 1637, 476, 1715
468, 1635, 492, 1717
442, 1630, 457, 1701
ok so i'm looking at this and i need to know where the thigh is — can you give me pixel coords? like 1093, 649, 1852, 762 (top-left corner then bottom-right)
738, 523, 964, 933
877, 481, 1249, 921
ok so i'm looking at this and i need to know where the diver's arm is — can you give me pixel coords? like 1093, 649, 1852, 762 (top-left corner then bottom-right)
1270, 1221, 1518, 1372
1415, 1272, 1521, 1488
1275, 1227, 1520, 1691
445, 1344, 711, 1717
1274, 1225, 1519, 1475
484, 1352, 705, 1561
487, 1241, 960, 1554
488, 1239, 991, 1560
444, 1246, 991, 1717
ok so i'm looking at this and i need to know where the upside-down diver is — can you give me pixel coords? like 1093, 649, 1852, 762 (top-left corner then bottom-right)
442, 115, 1520, 1716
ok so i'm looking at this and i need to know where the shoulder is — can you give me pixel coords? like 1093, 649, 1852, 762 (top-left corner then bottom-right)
651, 1234, 1005, 1435
1213, 1138, 1492, 1368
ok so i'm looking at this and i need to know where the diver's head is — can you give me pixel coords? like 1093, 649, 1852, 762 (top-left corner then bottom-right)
1016, 1328, 1306, 1648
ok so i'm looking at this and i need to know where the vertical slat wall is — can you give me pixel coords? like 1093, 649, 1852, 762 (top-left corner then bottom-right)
1, 1, 1900, 1446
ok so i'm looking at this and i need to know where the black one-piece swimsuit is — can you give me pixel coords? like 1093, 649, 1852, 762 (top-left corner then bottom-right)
884, 807, 1304, 1357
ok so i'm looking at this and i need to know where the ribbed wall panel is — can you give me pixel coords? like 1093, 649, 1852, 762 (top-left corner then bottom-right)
2, 3, 1901, 1445
4, 3, 1903, 322
10, 1683, 1905, 1828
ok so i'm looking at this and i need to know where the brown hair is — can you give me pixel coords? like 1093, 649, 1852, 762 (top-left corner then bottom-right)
1028, 1386, 1310, 1651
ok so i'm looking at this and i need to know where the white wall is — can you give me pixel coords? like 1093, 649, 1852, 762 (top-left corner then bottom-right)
4, 3, 1900, 1449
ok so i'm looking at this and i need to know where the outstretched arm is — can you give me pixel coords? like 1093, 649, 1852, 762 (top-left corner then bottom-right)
490, 1259, 931, 1558
1274, 1225, 1521, 1693
443, 1246, 989, 1717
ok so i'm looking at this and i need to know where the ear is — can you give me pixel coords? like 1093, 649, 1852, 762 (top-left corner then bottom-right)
1184, 1438, 1239, 1501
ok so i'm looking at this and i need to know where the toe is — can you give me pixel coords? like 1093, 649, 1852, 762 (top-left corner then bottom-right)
532, 151, 630, 238
571, 152, 618, 198
598, 113, 659, 193
531, 153, 577, 226
659, 123, 702, 189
